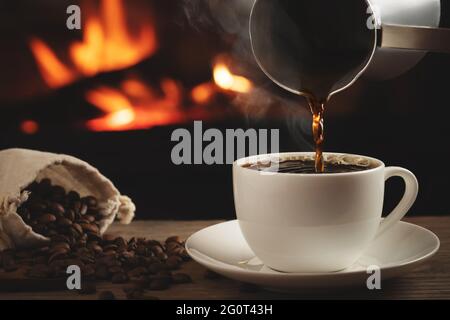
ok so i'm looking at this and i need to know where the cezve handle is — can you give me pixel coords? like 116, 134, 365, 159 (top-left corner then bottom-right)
380, 24, 450, 54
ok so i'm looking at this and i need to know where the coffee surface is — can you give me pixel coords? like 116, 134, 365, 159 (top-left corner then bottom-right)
243, 158, 374, 174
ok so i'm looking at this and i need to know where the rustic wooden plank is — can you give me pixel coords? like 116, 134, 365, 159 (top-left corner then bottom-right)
0, 217, 448, 300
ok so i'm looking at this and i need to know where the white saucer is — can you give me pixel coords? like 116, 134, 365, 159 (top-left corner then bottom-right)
186, 220, 440, 291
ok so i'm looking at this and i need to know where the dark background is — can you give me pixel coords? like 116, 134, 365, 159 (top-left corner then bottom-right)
0, 0, 450, 219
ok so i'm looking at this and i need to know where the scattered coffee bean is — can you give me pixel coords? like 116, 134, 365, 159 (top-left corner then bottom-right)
166, 255, 182, 270
166, 236, 182, 244
1, 179, 192, 296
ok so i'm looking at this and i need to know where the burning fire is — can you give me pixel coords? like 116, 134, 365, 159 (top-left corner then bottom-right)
86, 60, 253, 132
86, 77, 185, 132
29, 0, 253, 132
213, 63, 253, 94
30, 0, 156, 88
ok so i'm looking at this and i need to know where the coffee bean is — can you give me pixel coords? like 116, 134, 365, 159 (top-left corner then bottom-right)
48, 249, 68, 263
7, 179, 192, 296
29, 202, 47, 214
80, 204, 88, 216
47, 230, 58, 237
82, 196, 98, 208
51, 234, 71, 244
114, 237, 127, 248
51, 185, 65, 195
147, 263, 165, 275
88, 243, 103, 254
157, 252, 168, 261
166, 236, 182, 244
38, 214, 57, 224
173, 273, 192, 284
57, 217, 73, 228
73, 201, 82, 214
166, 256, 182, 270
66, 209, 76, 221
80, 223, 99, 234
150, 245, 164, 256
71, 223, 83, 235
166, 242, 181, 252
85, 215, 96, 223
49, 202, 65, 216
67, 191, 80, 203
98, 291, 116, 300
180, 249, 190, 261
127, 266, 148, 278
51, 242, 71, 253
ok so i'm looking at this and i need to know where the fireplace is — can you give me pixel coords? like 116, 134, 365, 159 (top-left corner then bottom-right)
1, 0, 450, 218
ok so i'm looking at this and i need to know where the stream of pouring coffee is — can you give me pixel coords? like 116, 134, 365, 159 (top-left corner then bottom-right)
306, 95, 325, 173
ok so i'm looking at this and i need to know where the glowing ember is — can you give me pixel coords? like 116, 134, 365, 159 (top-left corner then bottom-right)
86, 77, 185, 132
30, 0, 157, 88
21, 120, 40, 135
213, 63, 253, 94
191, 83, 216, 105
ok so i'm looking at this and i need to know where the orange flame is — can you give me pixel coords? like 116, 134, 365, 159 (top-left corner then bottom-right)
213, 62, 253, 94
29, 39, 77, 88
30, 0, 157, 88
86, 77, 185, 132
191, 83, 216, 105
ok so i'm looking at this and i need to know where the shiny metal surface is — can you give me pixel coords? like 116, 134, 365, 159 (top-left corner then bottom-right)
381, 24, 450, 54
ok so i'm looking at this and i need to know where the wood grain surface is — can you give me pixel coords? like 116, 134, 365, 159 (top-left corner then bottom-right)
0, 217, 448, 300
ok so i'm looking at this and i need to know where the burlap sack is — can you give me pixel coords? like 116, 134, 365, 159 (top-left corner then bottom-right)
0, 148, 135, 250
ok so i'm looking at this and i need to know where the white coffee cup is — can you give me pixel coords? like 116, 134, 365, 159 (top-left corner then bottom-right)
233, 152, 419, 273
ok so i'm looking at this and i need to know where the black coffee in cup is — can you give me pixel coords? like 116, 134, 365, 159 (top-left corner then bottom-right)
243, 157, 375, 174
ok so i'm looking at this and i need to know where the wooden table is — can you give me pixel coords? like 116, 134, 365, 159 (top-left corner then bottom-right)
0, 217, 449, 300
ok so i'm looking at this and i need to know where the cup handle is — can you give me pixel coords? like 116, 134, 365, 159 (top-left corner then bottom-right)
377, 167, 419, 237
